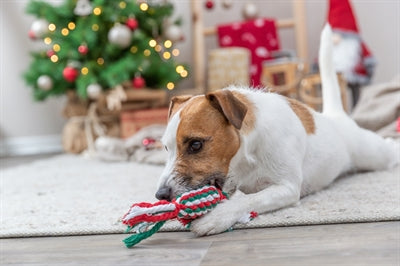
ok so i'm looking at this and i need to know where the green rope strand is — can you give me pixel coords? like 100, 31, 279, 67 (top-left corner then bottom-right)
123, 221, 166, 248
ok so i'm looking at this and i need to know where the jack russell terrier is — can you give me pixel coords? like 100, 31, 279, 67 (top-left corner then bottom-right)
155, 25, 399, 236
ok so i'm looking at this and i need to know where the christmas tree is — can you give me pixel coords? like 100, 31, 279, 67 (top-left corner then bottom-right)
24, 0, 188, 101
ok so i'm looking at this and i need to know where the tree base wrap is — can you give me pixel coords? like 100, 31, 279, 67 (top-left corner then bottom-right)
121, 186, 257, 248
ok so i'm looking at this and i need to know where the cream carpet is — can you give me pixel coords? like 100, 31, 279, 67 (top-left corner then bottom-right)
1, 154, 399, 238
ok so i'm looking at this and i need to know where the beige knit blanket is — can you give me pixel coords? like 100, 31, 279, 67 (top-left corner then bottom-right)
1, 154, 399, 238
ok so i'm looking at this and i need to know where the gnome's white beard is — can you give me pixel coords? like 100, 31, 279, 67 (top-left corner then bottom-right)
332, 37, 361, 83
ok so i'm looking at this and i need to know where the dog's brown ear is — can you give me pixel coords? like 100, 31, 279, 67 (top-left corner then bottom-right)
168, 95, 192, 119
206, 90, 247, 130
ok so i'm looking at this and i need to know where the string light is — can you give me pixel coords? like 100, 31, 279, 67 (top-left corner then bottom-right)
140, 2, 149, 11
149, 39, 157, 47
130, 46, 138, 53
144, 49, 151, 56
155, 44, 162, 52
92, 24, 99, 31
53, 44, 60, 52
81, 67, 89, 75
119, 1, 126, 9
97, 57, 104, 65
163, 51, 171, 59
44, 37, 52, 45
48, 23, 56, 31
164, 40, 172, 48
172, 48, 180, 56
180, 70, 188, 78
176, 65, 184, 73
68, 22, 76, 30
61, 28, 69, 36
166, 82, 174, 90
50, 54, 58, 63
93, 7, 102, 15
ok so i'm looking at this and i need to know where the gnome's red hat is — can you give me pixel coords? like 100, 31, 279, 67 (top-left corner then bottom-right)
328, 0, 359, 33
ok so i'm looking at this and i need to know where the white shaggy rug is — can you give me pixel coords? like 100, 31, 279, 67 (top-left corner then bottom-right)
1, 154, 399, 238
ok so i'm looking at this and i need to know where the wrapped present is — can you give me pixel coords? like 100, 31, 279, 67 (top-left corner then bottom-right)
207, 47, 250, 92
120, 107, 169, 138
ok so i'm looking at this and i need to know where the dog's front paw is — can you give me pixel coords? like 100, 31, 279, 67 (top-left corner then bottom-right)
190, 192, 247, 236
190, 203, 236, 236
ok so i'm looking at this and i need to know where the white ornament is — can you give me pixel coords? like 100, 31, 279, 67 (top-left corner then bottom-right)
108, 24, 132, 48
74, 0, 93, 16
165, 25, 183, 42
242, 2, 258, 20
87, 83, 102, 99
37, 75, 53, 91
30, 19, 49, 38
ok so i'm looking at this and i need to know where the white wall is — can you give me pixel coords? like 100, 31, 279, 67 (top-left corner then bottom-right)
1, 0, 399, 155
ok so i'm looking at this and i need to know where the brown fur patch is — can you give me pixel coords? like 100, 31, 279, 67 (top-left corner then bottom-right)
231, 91, 256, 135
168, 95, 192, 119
287, 98, 315, 134
174, 96, 241, 188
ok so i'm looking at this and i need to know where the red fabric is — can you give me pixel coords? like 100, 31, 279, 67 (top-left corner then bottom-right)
217, 18, 280, 86
328, 0, 359, 33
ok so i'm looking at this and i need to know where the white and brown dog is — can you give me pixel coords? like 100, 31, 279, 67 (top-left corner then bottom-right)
155, 25, 399, 236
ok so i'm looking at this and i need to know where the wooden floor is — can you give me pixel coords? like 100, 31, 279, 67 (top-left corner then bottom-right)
1, 222, 399, 265
1, 155, 399, 265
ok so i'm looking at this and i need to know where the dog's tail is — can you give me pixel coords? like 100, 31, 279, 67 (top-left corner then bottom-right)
319, 24, 346, 116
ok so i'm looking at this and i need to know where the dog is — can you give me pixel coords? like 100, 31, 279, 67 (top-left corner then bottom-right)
155, 25, 399, 236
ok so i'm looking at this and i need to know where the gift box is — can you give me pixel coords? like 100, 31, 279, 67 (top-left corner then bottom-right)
120, 107, 169, 138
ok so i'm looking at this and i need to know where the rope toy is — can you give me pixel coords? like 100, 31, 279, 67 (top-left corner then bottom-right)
121, 185, 257, 247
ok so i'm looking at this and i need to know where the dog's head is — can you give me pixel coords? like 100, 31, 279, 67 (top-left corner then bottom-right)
155, 90, 248, 201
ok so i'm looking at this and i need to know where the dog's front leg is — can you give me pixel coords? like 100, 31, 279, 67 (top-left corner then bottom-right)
190, 183, 300, 236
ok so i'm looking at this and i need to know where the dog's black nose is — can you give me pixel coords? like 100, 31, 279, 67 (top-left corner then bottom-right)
155, 186, 172, 201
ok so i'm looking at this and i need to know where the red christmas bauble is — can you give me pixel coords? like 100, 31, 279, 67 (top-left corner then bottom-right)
63, 67, 79, 82
28, 30, 36, 40
132, 76, 145, 89
205, 0, 214, 9
46, 50, 55, 57
78, 44, 89, 55
126, 18, 138, 31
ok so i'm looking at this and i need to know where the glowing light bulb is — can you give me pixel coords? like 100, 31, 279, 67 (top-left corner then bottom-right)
53, 44, 60, 52
149, 39, 157, 47
164, 40, 172, 48
68, 22, 76, 30
180, 70, 188, 78
176, 65, 184, 73
119, 1, 126, 9
166, 82, 175, 90
140, 3, 149, 11
44, 37, 52, 45
61, 28, 69, 36
130, 46, 138, 53
81, 67, 89, 75
48, 23, 56, 31
172, 48, 180, 56
93, 7, 102, 15
92, 24, 99, 31
155, 44, 162, 52
144, 49, 151, 56
97, 58, 104, 65
50, 55, 58, 63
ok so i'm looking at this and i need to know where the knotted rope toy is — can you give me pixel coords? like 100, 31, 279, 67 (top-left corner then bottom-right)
121, 185, 257, 247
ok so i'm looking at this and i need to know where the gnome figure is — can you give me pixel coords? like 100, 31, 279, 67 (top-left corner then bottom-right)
328, 0, 376, 106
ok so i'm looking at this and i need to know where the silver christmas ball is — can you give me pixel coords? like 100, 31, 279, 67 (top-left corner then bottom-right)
242, 3, 258, 20
108, 24, 132, 48
37, 75, 53, 91
165, 24, 183, 42
30, 19, 49, 38
87, 83, 102, 99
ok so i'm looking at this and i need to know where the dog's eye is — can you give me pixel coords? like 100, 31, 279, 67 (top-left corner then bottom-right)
188, 140, 203, 154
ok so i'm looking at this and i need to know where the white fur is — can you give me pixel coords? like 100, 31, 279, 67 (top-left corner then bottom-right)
160, 25, 399, 236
